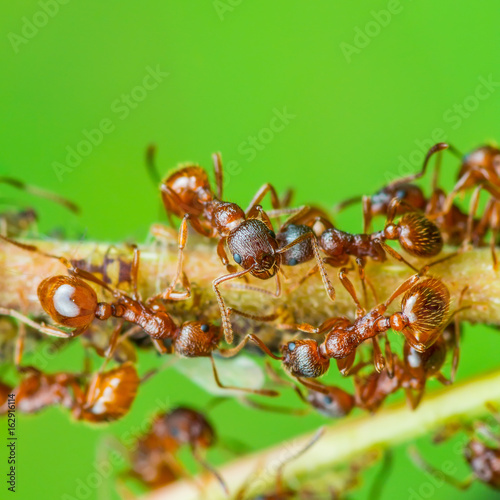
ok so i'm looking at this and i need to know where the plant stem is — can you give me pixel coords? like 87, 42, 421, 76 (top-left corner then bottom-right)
141, 368, 500, 499
0, 239, 498, 326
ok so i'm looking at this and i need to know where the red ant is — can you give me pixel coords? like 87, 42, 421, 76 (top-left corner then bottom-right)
334, 143, 481, 247
228, 269, 451, 390
0, 230, 277, 397
125, 406, 227, 494
150, 147, 335, 343
0, 362, 141, 423
410, 404, 500, 491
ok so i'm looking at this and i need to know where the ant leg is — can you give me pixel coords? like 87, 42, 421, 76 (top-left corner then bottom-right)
408, 446, 474, 490
404, 387, 424, 410
244, 183, 281, 215
362, 195, 373, 233
382, 332, 394, 378
371, 337, 386, 373
102, 321, 125, 366
149, 214, 192, 302
239, 397, 310, 416
338, 267, 365, 315
213, 266, 255, 344
0, 176, 80, 214
151, 338, 169, 355
278, 317, 349, 336
145, 143, 161, 185
376, 240, 419, 272
489, 208, 500, 270
448, 286, 469, 382
386, 143, 449, 187
192, 447, 229, 496
212, 152, 224, 200
209, 354, 279, 397
336, 351, 356, 376
216, 236, 238, 274
463, 185, 483, 248
442, 170, 476, 214
380, 273, 421, 311
435, 373, 451, 386
14, 322, 26, 367
227, 306, 279, 323
218, 332, 283, 360
129, 245, 140, 300
0, 307, 76, 338
278, 231, 336, 302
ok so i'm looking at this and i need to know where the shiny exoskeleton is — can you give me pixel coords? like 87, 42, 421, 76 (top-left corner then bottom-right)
154, 149, 335, 343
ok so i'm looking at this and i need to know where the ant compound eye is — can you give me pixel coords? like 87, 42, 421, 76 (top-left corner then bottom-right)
324, 395, 333, 404
288, 257, 298, 266
288, 342, 296, 351
201, 324, 209, 333
233, 253, 242, 264
269, 230, 276, 239
396, 189, 406, 199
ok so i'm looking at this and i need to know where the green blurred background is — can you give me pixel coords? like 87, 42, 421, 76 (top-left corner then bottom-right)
2, 1, 500, 499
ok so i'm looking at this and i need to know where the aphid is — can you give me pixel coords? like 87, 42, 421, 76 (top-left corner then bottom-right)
152, 147, 335, 343
0, 362, 141, 423
128, 407, 227, 493
232, 271, 451, 388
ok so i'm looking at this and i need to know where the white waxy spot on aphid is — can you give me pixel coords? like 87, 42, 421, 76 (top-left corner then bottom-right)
403, 293, 419, 324
53, 284, 80, 318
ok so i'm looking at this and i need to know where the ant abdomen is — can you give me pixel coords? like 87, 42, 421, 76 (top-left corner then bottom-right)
226, 219, 279, 278
37, 275, 98, 328
388, 213, 443, 257
173, 322, 221, 357
281, 340, 330, 378
277, 224, 315, 266
403, 336, 447, 378
160, 165, 212, 218
400, 278, 450, 351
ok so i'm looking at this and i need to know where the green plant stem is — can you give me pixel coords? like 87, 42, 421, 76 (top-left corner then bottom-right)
0, 239, 498, 326
142, 368, 500, 499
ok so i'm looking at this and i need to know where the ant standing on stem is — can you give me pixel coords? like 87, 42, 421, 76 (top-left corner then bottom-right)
150, 146, 336, 344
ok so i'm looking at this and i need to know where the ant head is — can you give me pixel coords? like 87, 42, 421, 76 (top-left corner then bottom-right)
77, 362, 140, 423
318, 228, 349, 257
307, 386, 354, 418
400, 278, 450, 351
462, 145, 500, 175
158, 407, 215, 450
161, 166, 212, 218
276, 224, 314, 266
173, 321, 221, 358
403, 336, 446, 378
227, 219, 280, 279
394, 213, 443, 257
37, 275, 98, 329
281, 340, 329, 378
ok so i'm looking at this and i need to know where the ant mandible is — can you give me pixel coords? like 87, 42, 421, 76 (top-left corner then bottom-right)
151, 147, 335, 343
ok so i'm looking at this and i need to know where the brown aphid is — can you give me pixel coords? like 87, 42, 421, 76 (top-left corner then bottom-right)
150, 147, 335, 343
